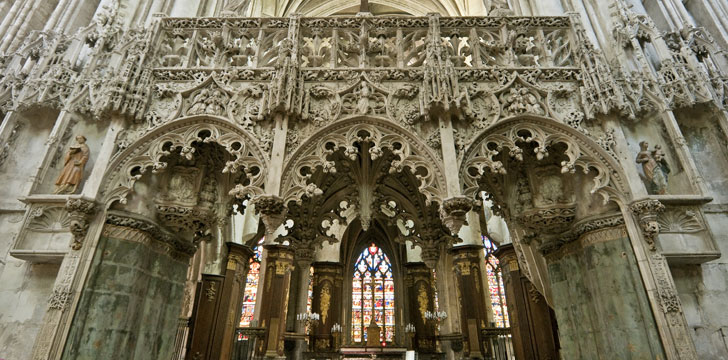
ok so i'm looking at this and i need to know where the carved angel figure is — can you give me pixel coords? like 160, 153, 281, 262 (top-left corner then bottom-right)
636, 141, 670, 194
54, 135, 90, 194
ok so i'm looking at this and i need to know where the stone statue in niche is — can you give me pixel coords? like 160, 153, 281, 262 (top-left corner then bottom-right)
54, 135, 90, 194
636, 141, 671, 195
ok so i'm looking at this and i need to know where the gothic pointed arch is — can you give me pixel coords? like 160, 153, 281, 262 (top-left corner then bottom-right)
461, 115, 630, 208
101, 115, 269, 206
280, 116, 447, 205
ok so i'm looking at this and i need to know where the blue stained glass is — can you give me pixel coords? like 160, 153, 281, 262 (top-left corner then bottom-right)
352, 244, 395, 343
483, 236, 510, 328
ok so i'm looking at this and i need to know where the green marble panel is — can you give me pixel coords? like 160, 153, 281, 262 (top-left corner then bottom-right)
63, 233, 188, 360
548, 234, 665, 359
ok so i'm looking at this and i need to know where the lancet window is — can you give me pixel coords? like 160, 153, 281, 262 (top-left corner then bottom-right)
483, 236, 510, 328
352, 243, 395, 343
240, 237, 264, 327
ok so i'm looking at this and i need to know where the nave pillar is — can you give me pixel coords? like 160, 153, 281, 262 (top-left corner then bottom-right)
310, 262, 344, 351
493, 244, 560, 360
404, 263, 437, 353
256, 244, 295, 358
449, 245, 489, 359
186, 242, 254, 360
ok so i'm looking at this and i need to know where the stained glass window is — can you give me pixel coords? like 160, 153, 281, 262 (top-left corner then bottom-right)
352, 243, 395, 343
240, 237, 264, 327
483, 236, 509, 328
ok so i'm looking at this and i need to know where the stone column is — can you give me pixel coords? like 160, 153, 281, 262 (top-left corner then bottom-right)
493, 244, 559, 360
449, 245, 489, 358
292, 249, 313, 360
405, 263, 437, 353
257, 244, 294, 359
311, 262, 343, 351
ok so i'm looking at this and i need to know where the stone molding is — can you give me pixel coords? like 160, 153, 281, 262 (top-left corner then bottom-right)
104, 211, 197, 261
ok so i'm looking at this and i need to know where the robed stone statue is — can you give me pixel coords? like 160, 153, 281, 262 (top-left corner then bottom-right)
54, 135, 90, 194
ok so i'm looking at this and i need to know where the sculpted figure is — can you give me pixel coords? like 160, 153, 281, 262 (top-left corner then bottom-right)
636, 141, 670, 194
54, 135, 90, 194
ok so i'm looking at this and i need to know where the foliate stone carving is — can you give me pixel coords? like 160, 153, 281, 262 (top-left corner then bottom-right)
252, 195, 287, 237
65, 199, 96, 250
630, 199, 665, 251
104, 119, 266, 205
281, 120, 445, 205
462, 118, 623, 206
439, 196, 475, 235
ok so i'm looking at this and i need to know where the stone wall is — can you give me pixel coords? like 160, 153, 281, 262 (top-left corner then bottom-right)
0, 212, 58, 360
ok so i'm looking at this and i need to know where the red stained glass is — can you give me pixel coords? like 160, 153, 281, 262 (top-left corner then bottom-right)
240, 237, 265, 327
483, 236, 510, 328
352, 244, 395, 343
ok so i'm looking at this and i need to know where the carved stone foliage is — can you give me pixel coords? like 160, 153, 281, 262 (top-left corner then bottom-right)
630, 199, 665, 251
105, 211, 197, 259
65, 199, 96, 250
281, 119, 446, 205
103, 118, 267, 205
462, 117, 625, 205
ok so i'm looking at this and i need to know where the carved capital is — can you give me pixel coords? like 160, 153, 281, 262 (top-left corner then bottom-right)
65, 199, 96, 250
252, 195, 287, 237
439, 196, 475, 235
630, 199, 665, 251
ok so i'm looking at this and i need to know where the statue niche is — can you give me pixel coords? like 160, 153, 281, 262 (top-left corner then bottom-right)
636, 140, 671, 195
54, 135, 90, 194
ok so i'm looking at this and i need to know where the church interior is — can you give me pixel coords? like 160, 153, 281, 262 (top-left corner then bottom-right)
1, 0, 728, 359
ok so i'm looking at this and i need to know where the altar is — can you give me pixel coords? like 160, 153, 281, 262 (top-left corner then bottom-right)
339, 346, 408, 359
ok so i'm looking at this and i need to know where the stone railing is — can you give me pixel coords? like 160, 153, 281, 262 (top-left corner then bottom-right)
0, 12, 725, 127
152, 15, 576, 71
